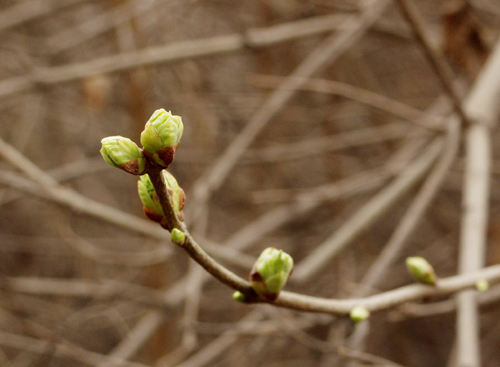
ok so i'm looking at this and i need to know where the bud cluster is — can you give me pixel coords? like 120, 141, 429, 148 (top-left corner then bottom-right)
100, 109, 184, 174
100, 109, 186, 229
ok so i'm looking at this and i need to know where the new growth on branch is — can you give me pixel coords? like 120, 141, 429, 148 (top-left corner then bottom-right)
99, 109, 492, 318
100, 109, 295, 304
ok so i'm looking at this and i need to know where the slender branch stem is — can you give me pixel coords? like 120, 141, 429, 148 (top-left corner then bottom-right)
394, 0, 468, 124
293, 136, 442, 282
147, 167, 184, 231
0, 331, 149, 367
187, 0, 392, 223
274, 264, 500, 315
7, 263, 500, 317
0, 13, 354, 99
249, 74, 445, 131
146, 163, 500, 316
147, 168, 256, 296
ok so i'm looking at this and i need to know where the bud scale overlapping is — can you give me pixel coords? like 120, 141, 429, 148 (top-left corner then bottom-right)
100, 136, 146, 175
250, 247, 293, 301
140, 109, 183, 168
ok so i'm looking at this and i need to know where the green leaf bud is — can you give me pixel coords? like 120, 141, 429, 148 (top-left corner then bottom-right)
475, 279, 489, 292
100, 136, 146, 175
171, 228, 186, 245
140, 109, 183, 168
232, 291, 247, 303
138, 174, 164, 223
406, 257, 437, 285
350, 306, 370, 323
162, 170, 186, 221
250, 247, 294, 301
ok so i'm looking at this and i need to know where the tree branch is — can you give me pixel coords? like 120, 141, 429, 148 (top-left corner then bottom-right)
394, 0, 468, 124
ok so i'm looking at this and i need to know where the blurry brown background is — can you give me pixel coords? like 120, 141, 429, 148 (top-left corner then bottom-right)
1, 0, 500, 366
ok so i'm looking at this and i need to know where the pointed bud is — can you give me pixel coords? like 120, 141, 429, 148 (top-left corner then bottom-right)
100, 136, 146, 175
475, 279, 489, 292
406, 257, 437, 285
138, 174, 164, 223
140, 109, 183, 168
162, 170, 186, 221
232, 291, 247, 303
350, 306, 370, 323
171, 228, 186, 245
250, 247, 293, 301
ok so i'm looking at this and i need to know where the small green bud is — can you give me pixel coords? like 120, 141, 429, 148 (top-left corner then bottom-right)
171, 228, 186, 245
162, 170, 186, 221
475, 279, 489, 292
350, 306, 370, 323
406, 257, 437, 285
140, 109, 183, 168
232, 291, 247, 303
250, 247, 294, 301
100, 136, 146, 175
138, 174, 164, 223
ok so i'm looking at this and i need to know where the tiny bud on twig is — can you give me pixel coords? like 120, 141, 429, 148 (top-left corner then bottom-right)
350, 306, 370, 323
406, 256, 437, 285
475, 279, 489, 292
232, 291, 247, 302
171, 228, 186, 245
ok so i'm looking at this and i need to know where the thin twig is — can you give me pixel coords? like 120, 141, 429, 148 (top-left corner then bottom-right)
0, 0, 86, 33
98, 311, 165, 367
174, 123, 425, 166
263, 307, 337, 353
56, 222, 170, 266
0, 155, 107, 206
5, 277, 174, 310
186, 0, 392, 224
0, 331, 150, 367
273, 264, 500, 315
356, 118, 460, 293
45, 0, 155, 52
171, 310, 264, 367
125, 163, 500, 316
293, 137, 443, 283
225, 124, 429, 253
338, 346, 407, 367
0, 136, 167, 237
394, 0, 468, 124
116, 132, 426, 365
249, 75, 445, 131
0, 142, 253, 269
345, 118, 460, 353
147, 168, 253, 295
180, 264, 205, 353
0, 13, 354, 99
0, 139, 403, 366
391, 284, 500, 320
